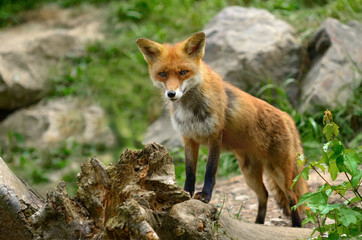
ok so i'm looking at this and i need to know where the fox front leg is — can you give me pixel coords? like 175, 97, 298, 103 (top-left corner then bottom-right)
183, 138, 200, 197
194, 134, 222, 203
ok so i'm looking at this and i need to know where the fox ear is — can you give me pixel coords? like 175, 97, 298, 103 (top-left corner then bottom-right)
184, 32, 206, 59
136, 38, 162, 64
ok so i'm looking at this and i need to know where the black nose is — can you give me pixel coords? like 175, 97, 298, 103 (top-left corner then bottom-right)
167, 91, 176, 98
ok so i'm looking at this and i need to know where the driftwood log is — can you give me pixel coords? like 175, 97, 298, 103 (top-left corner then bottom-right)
0, 143, 313, 239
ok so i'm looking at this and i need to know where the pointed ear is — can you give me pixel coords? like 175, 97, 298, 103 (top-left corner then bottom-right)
184, 32, 206, 59
136, 38, 163, 64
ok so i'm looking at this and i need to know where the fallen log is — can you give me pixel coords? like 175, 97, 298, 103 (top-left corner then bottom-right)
0, 143, 313, 239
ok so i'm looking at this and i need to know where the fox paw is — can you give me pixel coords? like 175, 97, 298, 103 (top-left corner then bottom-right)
194, 192, 211, 203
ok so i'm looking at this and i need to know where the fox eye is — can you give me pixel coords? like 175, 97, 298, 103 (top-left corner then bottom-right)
179, 70, 188, 76
159, 72, 167, 77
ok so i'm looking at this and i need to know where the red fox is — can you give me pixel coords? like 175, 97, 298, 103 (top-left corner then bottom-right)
136, 32, 309, 227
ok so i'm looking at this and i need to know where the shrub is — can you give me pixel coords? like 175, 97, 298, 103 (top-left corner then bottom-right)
292, 110, 362, 239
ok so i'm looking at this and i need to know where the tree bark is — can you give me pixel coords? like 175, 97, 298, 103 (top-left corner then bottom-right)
0, 143, 313, 240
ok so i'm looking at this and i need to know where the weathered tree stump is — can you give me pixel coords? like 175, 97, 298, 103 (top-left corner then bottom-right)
0, 143, 313, 240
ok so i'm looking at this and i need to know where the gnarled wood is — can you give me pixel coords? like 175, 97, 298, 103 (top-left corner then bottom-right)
0, 144, 313, 239
0, 157, 43, 239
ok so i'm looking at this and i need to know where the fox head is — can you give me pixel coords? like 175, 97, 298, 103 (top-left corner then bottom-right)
136, 32, 206, 101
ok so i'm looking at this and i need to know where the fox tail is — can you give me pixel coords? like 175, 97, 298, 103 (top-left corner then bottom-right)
269, 162, 309, 216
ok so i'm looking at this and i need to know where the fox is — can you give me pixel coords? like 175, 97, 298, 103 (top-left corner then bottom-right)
136, 32, 309, 227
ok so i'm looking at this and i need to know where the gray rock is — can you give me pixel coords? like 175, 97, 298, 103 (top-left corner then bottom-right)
0, 98, 115, 148
300, 18, 362, 112
163, 199, 217, 240
143, 113, 183, 150
270, 217, 288, 226
203, 7, 301, 93
0, 32, 81, 110
0, 6, 105, 111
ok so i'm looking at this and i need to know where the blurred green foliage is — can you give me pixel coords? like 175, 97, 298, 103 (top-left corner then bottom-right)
1, 132, 105, 196
0, 0, 37, 27
0, 0, 361, 190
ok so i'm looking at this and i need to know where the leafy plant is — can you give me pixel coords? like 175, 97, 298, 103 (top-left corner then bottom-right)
292, 110, 362, 239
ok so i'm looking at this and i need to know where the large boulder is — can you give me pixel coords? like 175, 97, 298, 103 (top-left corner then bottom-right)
203, 7, 301, 93
0, 6, 105, 110
0, 32, 80, 110
0, 98, 114, 148
299, 18, 362, 112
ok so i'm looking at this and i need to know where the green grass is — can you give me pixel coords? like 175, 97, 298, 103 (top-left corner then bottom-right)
1, 0, 361, 190
0, 132, 105, 195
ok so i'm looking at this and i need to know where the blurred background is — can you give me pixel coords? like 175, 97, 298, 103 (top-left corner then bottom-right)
0, 0, 360, 197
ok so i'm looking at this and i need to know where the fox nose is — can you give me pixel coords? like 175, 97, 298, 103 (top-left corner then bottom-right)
167, 91, 176, 98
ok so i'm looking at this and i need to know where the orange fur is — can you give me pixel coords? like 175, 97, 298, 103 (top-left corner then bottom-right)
137, 32, 309, 227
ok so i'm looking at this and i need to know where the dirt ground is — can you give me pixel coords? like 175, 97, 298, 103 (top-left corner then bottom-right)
197, 171, 357, 228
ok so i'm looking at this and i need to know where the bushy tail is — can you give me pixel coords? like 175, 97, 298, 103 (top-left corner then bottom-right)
269, 179, 291, 216
268, 162, 309, 216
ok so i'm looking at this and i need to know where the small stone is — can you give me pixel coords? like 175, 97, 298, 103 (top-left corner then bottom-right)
235, 195, 248, 201
197, 220, 204, 232
270, 218, 288, 226
173, 227, 185, 236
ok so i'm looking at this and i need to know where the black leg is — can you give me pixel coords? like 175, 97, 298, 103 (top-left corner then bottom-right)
289, 199, 302, 227
194, 134, 222, 203
182, 138, 199, 198
255, 197, 268, 224
184, 165, 196, 196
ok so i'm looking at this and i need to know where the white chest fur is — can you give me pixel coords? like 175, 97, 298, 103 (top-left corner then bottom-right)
170, 96, 217, 138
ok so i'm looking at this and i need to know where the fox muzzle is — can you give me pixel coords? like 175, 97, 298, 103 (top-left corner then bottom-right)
167, 91, 176, 98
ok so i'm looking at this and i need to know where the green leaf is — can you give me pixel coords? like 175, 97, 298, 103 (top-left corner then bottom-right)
338, 208, 361, 227
346, 195, 361, 205
336, 155, 350, 174
327, 231, 340, 240
302, 209, 316, 225
291, 167, 309, 189
319, 203, 340, 215
344, 150, 360, 175
330, 140, 344, 160
291, 172, 301, 190
323, 123, 334, 141
331, 122, 339, 138
331, 181, 350, 196
310, 227, 319, 238
316, 156, 327, 173
325, 188, 332, 197
321, 150, 330, 167
296, 191, 328, 208
350, 171, 362, 189
301, 167, 310, 180
328, 160, 339, 181
347, 225, 362, 237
